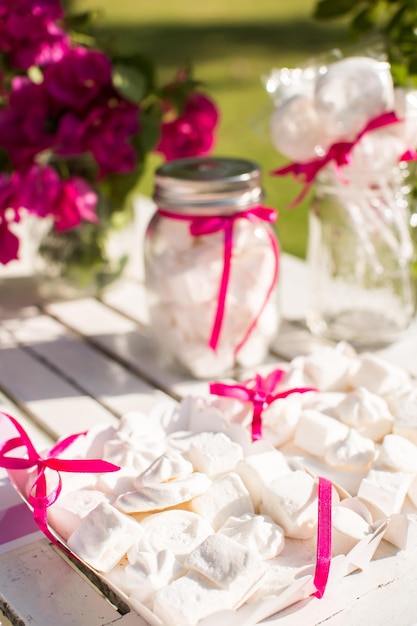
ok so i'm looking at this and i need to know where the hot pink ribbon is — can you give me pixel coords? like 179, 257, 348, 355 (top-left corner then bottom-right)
271, 110, 404, 207
0, 412, 120, 556
313, 476, 333, 598
210, 368, 316, 440
157, 206, 279, 354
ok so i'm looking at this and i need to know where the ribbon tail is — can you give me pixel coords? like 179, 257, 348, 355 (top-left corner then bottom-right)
208, 223, 233, 351
234, 229, 280, 356
251, 402, 263, 442
313, 477, 333, 599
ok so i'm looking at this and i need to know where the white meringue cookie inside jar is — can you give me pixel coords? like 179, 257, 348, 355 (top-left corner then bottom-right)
144, 156, 281, 378
265, 52, 417, 347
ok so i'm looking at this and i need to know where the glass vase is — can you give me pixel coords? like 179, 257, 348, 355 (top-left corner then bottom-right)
306, 165, 416, 347
34, 200, 135, 301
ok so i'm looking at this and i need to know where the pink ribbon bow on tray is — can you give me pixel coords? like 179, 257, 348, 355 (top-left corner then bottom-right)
210, 370, 331, 598
0, 411, 333, 600
210, 367, 316, 441
271, 110, 405, 207
0, 412, 120, 557
157, 205, 279, 354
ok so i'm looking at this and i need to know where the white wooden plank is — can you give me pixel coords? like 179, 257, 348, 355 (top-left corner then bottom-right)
1, 311, 175, 417
0, 540, 141, 626
0, 326, 117, 439
101, 279, 149, 327
44, 298, 209, 398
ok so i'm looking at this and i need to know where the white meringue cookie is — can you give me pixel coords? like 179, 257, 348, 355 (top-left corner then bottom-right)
379, 434, 417, 472
126, 549, 185, 604
115, 472, 211, 513
324, 430, 377, 469
335, 387, 394, 442
134, 450, 194, 488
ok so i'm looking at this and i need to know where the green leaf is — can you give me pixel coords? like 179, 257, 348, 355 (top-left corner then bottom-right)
313, 0, 362, 20
351, 7, 375, 32
408, 54, 417, 76
112, 64, 147, 104
389, 60, 409, 85
137, 107, 162, 155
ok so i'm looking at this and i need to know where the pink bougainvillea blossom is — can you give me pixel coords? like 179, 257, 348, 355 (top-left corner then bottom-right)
0, 0, 69, 70
0, 173, 20, 264
52, 176, 98, 231
11, 165, 98, 231
44, 47, 114, 112
156, 92, 219, 161
56, 98, 140, 177
0, 78, 52, 168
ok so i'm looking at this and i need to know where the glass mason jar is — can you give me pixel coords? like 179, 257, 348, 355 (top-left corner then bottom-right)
306, 165, 416, 347
145, 156, 281, 379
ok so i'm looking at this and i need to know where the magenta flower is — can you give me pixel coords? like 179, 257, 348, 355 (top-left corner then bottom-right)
44, 47, 114, 112
11, 165, 98, 231
0, 0, 219, 270
12, 165, 62, 219
156, 92, 219, 161
0, 173, 19, 264
0, 77, 52, 168
56, 98, 139, 178
53, 177, 98, 232
81, 100, 140, 177
0, 0, 69, 70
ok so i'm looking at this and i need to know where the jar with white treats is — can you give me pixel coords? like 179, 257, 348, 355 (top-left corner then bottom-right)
145, 156, 281, 379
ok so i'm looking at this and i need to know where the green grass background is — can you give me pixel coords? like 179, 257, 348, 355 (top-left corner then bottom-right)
71, 0, 349, 258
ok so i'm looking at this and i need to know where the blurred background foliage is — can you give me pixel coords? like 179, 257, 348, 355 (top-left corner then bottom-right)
68, 0, 351, 258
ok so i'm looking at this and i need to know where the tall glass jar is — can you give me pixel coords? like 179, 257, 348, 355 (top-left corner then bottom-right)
306, 165, 416, 347
145, 157, 280, 379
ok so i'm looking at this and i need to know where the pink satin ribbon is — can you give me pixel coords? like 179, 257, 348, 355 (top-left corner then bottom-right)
271, 110, 404, 207
313, 476, 333, 598
157, 205, 279, 354
210, 368, 316, 440
0, 412, 120, 556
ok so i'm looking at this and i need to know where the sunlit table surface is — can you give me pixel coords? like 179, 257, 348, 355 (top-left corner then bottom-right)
1, 252, 417, 626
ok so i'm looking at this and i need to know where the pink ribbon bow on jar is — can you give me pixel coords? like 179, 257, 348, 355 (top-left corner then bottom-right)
157, 205, 279, 354
210, 367, 316, 441
271, 110, 405, 207
0, 412, 120, 556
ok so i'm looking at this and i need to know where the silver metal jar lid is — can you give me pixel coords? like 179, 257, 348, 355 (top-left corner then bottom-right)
153, 156, 264, 213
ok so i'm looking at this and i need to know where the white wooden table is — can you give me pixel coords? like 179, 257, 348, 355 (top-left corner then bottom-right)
1, 253, 417, 626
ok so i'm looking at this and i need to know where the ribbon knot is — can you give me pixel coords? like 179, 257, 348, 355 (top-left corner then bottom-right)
157, 205, 279, 353
0, 412, 120, 555
271, 110, 404, 207
210, 367, 316, 441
